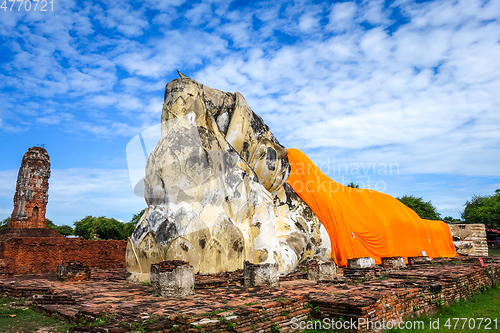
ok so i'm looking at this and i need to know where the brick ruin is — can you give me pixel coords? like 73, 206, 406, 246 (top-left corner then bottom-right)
10, 146, 50, 229
0, 237, 126, 275
0, 146, 126, 276
0, 256, 497, 333
57, 261, 91, 282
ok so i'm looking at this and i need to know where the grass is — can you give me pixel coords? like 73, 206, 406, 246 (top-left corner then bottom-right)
488, 247, 500, 256
0, 295, 74, 333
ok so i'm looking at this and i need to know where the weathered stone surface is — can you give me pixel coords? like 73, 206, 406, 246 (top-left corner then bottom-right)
408, 256, 432, 265
347, 257, 376, 269
57, 261, 91, 282
305, 260, 337, 281
126, 73, 329, 281
150, 260, 195, 297
10, 147, 50, 229
381, 256, 406, 269
243, 260, 279, 288
449, 224, 488, 256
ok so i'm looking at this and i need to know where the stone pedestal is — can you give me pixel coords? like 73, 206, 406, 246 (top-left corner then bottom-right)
347, 257, 376, 269
243, 261, 279, 288
408, 256, 431, 265
305, 261, 337, 281
150, 260, 195, 298
56, 261, 90, 282
381, 256, 406, 269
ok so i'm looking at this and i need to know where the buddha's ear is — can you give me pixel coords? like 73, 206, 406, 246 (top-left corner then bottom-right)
271, 142, 288, 160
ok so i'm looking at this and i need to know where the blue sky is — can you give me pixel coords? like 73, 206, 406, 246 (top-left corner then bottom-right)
1, 0, 499, 225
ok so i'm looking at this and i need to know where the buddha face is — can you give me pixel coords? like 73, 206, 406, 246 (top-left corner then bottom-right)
162, 76, 290, 194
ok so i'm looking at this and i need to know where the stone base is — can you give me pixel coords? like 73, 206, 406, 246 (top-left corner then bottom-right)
150, 261, 195, 298
304, 260, 337, 281
57, 261, 91, 282
381, 256, 406, 269
244, 261, 279, 288
408, 256, 432, 265
347, 257, 376, 269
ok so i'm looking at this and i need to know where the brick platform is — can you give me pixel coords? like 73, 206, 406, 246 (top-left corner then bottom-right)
0, 237, 126, 276
0, 257, 498, 332
0, 228, 63, 241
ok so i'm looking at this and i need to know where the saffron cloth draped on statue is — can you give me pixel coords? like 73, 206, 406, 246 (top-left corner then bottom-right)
286, 148, 457, 266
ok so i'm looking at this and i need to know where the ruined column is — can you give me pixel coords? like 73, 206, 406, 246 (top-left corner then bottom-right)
150, 260, 195, 298
381, 256, 406, 269
10, 147, 50, 229
306, 260, 337, 281
243, 261, 279, 288
347, 257, 376, 269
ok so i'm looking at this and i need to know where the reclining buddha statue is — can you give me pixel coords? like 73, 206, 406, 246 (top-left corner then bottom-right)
126, 73, 330, 282
126, 72, 456, 282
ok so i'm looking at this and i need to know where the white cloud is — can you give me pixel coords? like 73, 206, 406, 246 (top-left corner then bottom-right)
298, 12, 319, 32
0, 170, 17, 218
0, 0, 499, 219
193, 0, 500, 182
327, 1, 358, 31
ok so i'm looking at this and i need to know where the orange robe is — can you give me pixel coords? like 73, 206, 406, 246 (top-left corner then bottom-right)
287, 148, 457, 266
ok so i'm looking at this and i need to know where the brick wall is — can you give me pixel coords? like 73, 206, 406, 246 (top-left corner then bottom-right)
0, 237, 126, 274
310, 263, 499, 331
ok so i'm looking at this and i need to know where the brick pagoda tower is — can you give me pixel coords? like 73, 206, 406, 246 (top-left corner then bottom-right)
0, 147, 62, 240
0, 147, 126, 277
10, 146, 51, 228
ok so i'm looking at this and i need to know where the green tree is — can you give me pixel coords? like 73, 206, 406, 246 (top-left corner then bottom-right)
129, 209, 145, 225
73, 216, 97, 240
346, 182, 360, 188
443, 216, 461, 223
462, 190, 500, 229
73, 216, 128, 240
397, 195, 441, 220
46, 218, 73, 236
95, 217, 126, 240
55, 225, 74, 236
0, 217, 10, 230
